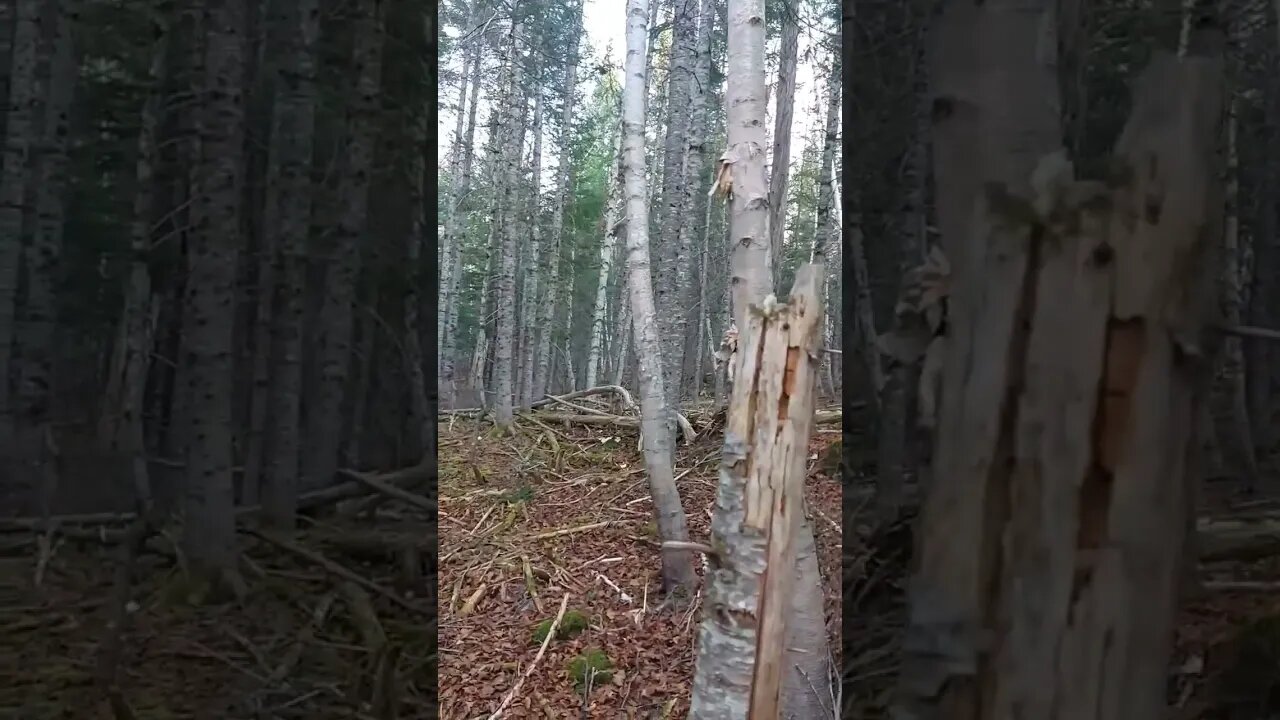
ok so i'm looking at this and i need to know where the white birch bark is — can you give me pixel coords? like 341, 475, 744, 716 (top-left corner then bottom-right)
622, 0, 697, 593
586, 121, 624, 390
721, 0, 772, 334
491, 19, 526, 430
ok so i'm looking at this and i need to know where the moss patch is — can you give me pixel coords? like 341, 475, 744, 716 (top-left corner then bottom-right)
532, 609, 590, 644
565, 647, 613, 692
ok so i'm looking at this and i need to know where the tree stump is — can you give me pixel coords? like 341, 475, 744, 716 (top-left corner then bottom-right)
897, 53, 1225, 719
689, 264, 825, 719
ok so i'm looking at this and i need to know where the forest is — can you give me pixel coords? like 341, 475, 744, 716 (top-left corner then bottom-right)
437, 0, 842, 716
0, 0, 440, 715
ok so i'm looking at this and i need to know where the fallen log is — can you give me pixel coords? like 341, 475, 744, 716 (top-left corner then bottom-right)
0, 462, 434, 533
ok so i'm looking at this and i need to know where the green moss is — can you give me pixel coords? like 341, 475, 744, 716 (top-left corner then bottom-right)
531, 609, 590, 644
503, 484, 534, 505
565, 647, 613, 692
1221, 615, 1280, 706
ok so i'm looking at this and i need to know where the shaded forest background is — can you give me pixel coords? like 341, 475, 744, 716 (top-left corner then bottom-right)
0, 0, 437, 584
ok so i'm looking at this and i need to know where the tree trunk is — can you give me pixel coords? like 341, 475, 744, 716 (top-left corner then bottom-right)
533, 6, 579, 401
491, 18, 526, 431
0, 0, 41, 446
896, 50, 1224, 720
622, 0, 696, 595
587, 142, 623, 391
258, 0, 318, 528
680, 0, 716, 398
183, 0, 247, 593
440, 30, 481, 408
689, 265, 825, 719
813, 46, 841, 394
303, 0, 384, 487
14, 0, 74, 513
101, 5, 169, 506
1210, 98, 1259, 490
765, 2, 798, 276
654, 0, 698, 433
403, 110, 430, 458
517, 91, 543, 407
722, 0, 772, 335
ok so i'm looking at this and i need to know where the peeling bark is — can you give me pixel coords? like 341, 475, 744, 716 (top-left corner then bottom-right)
897, 54, 1224, 719
689, 265, 824, 719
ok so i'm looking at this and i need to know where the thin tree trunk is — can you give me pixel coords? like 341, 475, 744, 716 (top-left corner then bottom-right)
532, 6, 579, 400
622, 0, 696, 594
303, 0, 384, 486
517, 91, 543, 406
184, 0, 247, 593
491, 17, 526, 430
812, 46, 841, 399
0, 0, 41, 445
102, 6, 170, 507
653, 0, 699, 432
259, 0, 319, 527
587, 149, 622, 391
403, 115, 430, 457
765, 2, 798, 276
440, 31, 482, 407
15, 0, 74, 516
1212, 99, 1259, 490
679, 0, 716, 399
722, 0, 772, 334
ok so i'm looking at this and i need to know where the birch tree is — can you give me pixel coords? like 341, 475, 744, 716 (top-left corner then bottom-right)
491, 18, 527, 431
622, 0, 697, 595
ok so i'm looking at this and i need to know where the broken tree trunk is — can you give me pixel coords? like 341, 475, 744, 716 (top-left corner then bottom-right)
896, 53, 1224, 719
689, 264, 824, 719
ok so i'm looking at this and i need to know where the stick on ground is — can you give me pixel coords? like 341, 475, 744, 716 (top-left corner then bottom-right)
486, 593, 570, 720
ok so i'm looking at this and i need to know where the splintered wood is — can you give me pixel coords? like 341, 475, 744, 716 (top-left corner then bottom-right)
897, 54, 1224, 720
689, 265, 824, 720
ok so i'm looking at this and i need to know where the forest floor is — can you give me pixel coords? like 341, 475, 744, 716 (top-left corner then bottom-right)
436, 403, 844, 719
0, 469, 438, 718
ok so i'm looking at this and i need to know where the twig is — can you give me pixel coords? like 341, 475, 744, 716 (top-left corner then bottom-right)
486, 593, 570, 720
527, 521, 614, 540
662, 540, 718, 557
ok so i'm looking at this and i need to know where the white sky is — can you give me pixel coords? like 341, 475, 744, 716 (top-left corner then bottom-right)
440, 1, 834, 199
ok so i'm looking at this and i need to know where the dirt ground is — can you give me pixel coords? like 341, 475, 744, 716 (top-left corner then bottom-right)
436, 408, 844, 719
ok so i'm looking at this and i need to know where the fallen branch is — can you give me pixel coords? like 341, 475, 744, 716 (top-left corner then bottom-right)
486, 593, 570, 720
337, 468, 435, 514
530, 385, 638, 412
0, 462, 434, 533
241, 528, 424, 615
529, 411, 699, 443
527, 521, 615, 541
